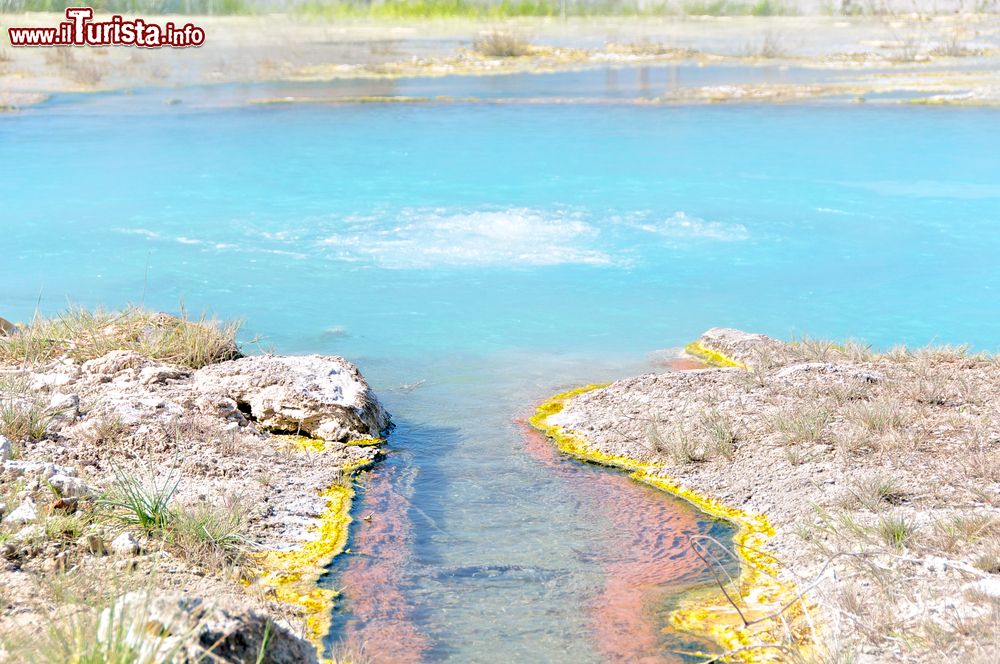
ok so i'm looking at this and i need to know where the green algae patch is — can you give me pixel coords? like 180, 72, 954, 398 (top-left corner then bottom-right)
254, 484, 351, 648
251, 457, 376, 661
345, 437, 384, 447
275, 434, 384, 453
275, 433, 329, 453
530, 385, 811, 662
684, 341, 749, 369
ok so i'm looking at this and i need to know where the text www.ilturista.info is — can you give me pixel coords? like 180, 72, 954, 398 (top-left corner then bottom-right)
7, 8, 205, 48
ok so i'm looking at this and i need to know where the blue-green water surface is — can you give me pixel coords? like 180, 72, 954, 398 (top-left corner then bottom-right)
2, 80, 999, 662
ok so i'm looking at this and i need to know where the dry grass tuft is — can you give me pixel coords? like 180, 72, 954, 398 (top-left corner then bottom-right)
646, 411, 738, 464
792, 335, 876, 363
821, 377, 873, 405
843, 474, 907, 511
170, 496, 251, 569
473, 31, 533, 57
783, 445, 820, 466
89, 415, 131, 448
699, 409, 737, 460
0, 396, 59, 445
963, 422, 1000, 482
43, 513, 87, 542
845, 397, 909, 434
974, 547, 1000, 575
930, 514, 1000, 554
329, 640, 375, 664
911, 344, 973, 365
0, 306, 242, 369
773, 405, 830, 445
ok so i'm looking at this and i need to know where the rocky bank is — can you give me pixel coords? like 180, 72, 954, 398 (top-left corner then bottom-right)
0, 311, 390, 662
535, 328, 1000, 663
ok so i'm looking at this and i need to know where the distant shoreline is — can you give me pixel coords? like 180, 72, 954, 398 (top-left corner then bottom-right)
2, 13, 1000, 109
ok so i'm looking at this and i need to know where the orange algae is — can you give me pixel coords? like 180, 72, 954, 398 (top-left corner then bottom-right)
336, 464, 430, 663
530, 385, 811, 663
520, 421, 704, 663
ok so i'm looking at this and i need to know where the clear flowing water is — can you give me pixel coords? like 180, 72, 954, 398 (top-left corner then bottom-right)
2, 74, 1000, 662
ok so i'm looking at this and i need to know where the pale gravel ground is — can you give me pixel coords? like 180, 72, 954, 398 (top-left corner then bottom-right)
548, 330, 1000, 662
0, 349, 384, 648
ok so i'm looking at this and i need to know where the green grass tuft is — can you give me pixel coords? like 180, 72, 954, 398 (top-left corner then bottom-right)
0, 397, 58, 444
872, 513, 917, 550
171, 498, 249, 557
97, 465, 178, 531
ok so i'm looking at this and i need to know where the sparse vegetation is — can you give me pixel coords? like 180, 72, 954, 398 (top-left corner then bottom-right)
89, 415, 130, 449
646, 411, 737, 464
473, 31, 533, 58
783, 446, 814, 466
907, 361, 953, 405
299, 0, 561, 19
974, 548, 1000, 574
749, 0, 790, 15
700, 409, 737, 460
612, 40, 690, 57
328, 640, 375, 664
0, 396, 58, 444
96, 465, 178, 530
842, 474, 907, 511
8, 0, 254, 14
773, 405, 829, 444
0, 303, 380, 661
792, 336, 876, 363
0, 306, 242, 369
930, 514, 1000, 554
667, 424, 712, 463
845, 397, 908, 434
821, 377, 872, 405
682, 0, 793, 16
600, 330, 1000, 662
2, 585, 194, 664
171, 496, 250, 563
871, 513, 918, 550
931, 34, 978, 58
43, 513, 86, 541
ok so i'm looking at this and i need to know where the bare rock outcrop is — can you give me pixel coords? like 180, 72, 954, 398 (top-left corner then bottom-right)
691, 327, 788, 368
194, 354, 390, 441
1, 341, 391, 651
543, 328, 1000, 664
